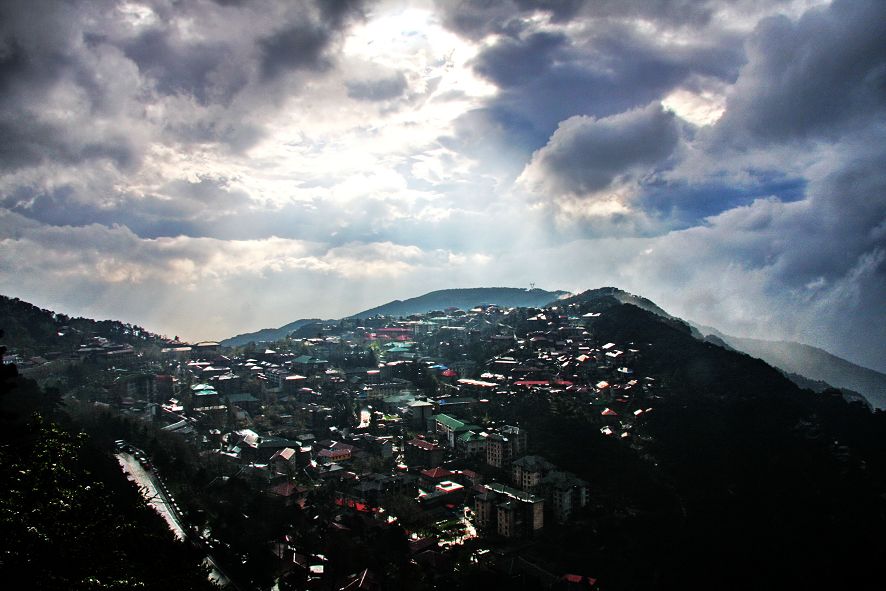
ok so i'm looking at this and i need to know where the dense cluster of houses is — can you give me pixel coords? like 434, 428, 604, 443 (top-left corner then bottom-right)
45, 300, 659, 587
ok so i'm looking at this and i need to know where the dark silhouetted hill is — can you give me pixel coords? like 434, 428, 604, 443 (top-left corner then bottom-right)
524, 302, 886, 590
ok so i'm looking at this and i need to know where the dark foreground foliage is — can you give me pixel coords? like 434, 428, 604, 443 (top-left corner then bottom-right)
0, 339, 214, 590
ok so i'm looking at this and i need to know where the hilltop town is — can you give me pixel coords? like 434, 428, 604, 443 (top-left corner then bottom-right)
5, 292, 663, 588
3, 290, 885, 590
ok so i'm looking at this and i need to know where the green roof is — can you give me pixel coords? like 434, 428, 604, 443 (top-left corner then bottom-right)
434, 413, 466, 431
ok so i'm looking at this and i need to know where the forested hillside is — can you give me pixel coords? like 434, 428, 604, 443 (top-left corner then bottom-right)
0, 295, 162, 356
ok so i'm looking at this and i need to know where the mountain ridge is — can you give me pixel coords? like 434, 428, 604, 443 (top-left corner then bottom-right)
6, 287, 880, 409
219, 318, 326, 348
347, 286, 569, 319
550, 286, 674, 318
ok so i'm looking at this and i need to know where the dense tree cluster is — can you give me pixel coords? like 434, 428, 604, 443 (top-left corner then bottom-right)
0, 339, 213, 590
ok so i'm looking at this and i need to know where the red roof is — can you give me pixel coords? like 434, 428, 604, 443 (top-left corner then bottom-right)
562, 574, 598, 587
421, 467, 453, 480
514, 380, 549, 386
335, 497, 373, 513
440, 369, 458, 377
601, 408, 619, 416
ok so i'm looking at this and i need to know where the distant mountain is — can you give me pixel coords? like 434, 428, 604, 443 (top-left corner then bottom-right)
549, 286, 673, 318
348, 287, 569, 319
781, 371, 870, 408
695, 325, 886, 410
220, 318, 326, 348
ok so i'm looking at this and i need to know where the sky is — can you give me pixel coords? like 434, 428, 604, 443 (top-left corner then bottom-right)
0, 0, 884, 371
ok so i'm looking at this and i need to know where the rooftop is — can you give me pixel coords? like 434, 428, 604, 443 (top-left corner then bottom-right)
434, 413, 466, 431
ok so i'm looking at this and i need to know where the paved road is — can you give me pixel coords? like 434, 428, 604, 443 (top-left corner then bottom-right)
117, 452, 186, 540
116, 452, 233, 588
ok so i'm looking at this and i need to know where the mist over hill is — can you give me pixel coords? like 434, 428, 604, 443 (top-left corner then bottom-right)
702, 331, 886, 410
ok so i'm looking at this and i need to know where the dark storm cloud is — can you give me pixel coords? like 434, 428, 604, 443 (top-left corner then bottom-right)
317, 0, 369, 27
0, 37, 28, 95
0, 116, 128, 172
122, 28, 243, 105
442, 20, 741, 183
258, 24, 335, 80
2, 176, 252, 239
258, 0, 368, 81
715, 0, 886, 144
0, 100, 141, 172
462, 17, 742, 153
0, 0, 142, 170
525, 103, 681, 196
473, 31, 565, 87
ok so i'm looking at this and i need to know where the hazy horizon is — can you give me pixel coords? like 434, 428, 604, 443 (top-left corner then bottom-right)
1, 0, 884, 372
